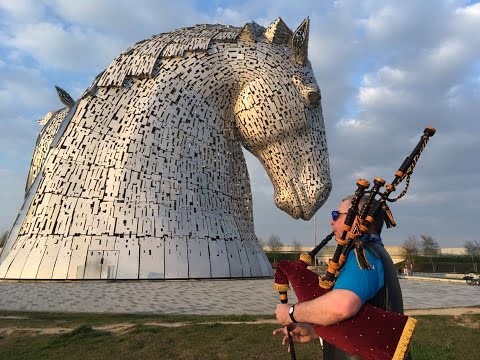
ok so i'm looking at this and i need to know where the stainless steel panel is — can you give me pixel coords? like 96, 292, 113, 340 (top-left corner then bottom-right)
67, 236, 91, 279
187, 237, 211, 278
139, 237, 164, 279
20, 238, 46, 279
101, 250, 119, 279
52, 237, 73, 279
84, 250, 103, 279
165, 236, 188, 278
115, 237, 139, 279
36, 238, 62, 279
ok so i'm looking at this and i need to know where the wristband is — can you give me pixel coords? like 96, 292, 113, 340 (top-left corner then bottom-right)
288, 304, 297, 323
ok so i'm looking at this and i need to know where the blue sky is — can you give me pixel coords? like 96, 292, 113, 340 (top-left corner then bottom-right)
1, 0, 479, 247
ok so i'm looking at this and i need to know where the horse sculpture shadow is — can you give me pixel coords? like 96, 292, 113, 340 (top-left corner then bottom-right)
0, 18, 331, 280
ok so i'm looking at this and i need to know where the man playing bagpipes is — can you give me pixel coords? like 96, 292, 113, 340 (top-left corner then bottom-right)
272, 127, 436, 359
273, 195, 409, 360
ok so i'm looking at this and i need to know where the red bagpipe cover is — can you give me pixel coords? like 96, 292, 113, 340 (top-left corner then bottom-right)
274, 258, 416, 360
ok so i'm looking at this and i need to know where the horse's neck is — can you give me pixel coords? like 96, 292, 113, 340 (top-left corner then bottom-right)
183, 48, 257, 230
150, 77, 253, 227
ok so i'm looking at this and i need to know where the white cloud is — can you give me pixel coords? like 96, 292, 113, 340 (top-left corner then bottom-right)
455, 2, 480, 17
5, 22, 126, 71
0, 65, 57, 115
424, 38, 471, 73
48, 0, 210, 40
336, 118, 375, 133
0, 0, 46, 20
0, 115, 38, 158
401, 192, 450, 205
359, 1, 452, 48
358, 85, 413, 109
445, 83, 464, 107
349, 163, 395, 183
337, 118, 363, 129
360, 5, 399, 40
214, 7, 247, 25
357, 67, 416, 112
363, 66, 410, 87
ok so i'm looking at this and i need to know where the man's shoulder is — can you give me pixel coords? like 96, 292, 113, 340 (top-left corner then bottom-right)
334, 247, 385, 303
336, 247, 384, 279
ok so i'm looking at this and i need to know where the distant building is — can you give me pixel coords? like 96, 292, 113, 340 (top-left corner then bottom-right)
440, 248, 466, 255
263, 245, 467, 264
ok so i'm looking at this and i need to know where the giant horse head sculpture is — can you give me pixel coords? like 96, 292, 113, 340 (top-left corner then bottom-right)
0, 18, 331, 280
234, 18, 330, 220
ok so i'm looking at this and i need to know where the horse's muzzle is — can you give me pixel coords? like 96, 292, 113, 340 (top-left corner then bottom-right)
274, 178, 331, 220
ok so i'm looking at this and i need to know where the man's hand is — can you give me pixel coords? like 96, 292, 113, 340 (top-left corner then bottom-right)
272, 323, 318, 352
275, 303, 293, 325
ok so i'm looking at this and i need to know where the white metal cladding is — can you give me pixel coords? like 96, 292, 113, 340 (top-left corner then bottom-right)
0, 19, 331, 280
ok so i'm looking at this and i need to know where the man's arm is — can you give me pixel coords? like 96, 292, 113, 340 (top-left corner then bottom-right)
275, 288, 362, 326
275, 247, 383, 327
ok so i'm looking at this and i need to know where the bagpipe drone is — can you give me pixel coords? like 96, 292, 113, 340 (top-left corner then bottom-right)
274, 127, 436, 360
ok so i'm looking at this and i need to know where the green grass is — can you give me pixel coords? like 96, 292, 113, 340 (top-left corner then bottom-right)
0, 312, 478, 360
409, 314, 480, 360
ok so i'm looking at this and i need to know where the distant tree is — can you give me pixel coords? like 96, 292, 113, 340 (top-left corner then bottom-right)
401, 235, 419, 265
420, 235, 440, 255
464, 240, 480, 273
267, 234, 284, 263
257, 236, 265, 249
420, 235, 440, 272
0, 231, 8, 248
292, 239, 302, 253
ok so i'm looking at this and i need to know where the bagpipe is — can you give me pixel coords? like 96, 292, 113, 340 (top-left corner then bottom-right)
274, 127, 436, 360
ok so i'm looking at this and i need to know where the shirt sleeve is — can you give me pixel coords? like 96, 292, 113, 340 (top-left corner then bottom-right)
333, 248, 385, 303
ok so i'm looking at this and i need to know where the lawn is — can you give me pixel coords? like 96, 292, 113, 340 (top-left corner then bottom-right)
0, 311, 478, 359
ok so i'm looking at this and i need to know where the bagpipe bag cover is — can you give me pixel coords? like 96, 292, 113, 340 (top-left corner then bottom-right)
274, 259, 415, 360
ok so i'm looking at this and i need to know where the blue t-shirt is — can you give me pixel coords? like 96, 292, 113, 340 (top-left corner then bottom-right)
333, 234, 385, 303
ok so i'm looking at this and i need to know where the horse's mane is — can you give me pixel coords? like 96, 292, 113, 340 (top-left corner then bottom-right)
97, 23, 266, 89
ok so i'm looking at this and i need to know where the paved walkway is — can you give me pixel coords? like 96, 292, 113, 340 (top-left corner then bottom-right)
0, 278, 478, 315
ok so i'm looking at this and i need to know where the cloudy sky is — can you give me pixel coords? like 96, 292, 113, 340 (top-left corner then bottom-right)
0, 0, 479, 248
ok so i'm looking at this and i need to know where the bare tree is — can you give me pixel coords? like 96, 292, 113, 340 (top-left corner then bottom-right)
267, 234, 284, 263
0, 231, 8, 248
420, 235, 440, 255
464, 240, 480, 273
257, 236, 265, 250
292, 239, 302, 253
420, 235, 440, 272
401, 235, 419, 266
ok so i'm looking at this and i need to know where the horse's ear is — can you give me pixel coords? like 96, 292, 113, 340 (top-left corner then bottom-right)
55, 85, 75, 108
264, 17, 292, 44
239, 22, 265, 43
291, 17, 310, 65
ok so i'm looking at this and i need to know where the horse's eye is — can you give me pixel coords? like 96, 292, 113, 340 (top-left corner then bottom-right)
304, 87, 321, 107
307, 91, 321, 106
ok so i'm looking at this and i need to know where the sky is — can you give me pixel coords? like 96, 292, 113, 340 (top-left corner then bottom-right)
0, 0, 479, 248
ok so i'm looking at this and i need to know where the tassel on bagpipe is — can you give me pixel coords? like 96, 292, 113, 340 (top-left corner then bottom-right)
274, 127, 435, 359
